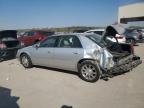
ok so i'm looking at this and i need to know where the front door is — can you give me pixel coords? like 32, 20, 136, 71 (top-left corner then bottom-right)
31, 36, 58, 67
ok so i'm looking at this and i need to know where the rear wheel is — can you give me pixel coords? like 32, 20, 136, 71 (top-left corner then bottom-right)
20, 54, 32, 68
78, 60, 100, 82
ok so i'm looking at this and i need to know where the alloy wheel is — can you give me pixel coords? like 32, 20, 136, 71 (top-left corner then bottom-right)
81, 64, 97, 81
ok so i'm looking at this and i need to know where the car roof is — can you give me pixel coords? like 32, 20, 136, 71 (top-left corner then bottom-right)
85, 29, 105, 32
51, 33, 94, 37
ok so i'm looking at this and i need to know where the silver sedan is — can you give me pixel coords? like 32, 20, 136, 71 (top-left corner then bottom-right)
16, 33, 141, 82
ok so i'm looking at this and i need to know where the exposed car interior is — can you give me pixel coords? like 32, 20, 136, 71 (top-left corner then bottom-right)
102, 26, 132, 60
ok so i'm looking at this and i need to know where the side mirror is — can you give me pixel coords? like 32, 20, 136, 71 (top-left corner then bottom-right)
33, 43, 40, 49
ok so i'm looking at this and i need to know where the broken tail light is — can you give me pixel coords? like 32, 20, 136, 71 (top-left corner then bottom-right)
115, 34, 124, 39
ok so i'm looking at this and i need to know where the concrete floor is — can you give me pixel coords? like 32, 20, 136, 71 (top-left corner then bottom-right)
0, 43, 144, 108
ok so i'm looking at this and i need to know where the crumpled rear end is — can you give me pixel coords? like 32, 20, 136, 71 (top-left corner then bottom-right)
83, 41, 115, 70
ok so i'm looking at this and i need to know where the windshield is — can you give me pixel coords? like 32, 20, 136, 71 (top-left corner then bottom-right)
86, 34, 106, 47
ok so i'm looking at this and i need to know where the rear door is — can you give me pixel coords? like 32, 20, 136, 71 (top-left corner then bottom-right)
53, 35, 84, 71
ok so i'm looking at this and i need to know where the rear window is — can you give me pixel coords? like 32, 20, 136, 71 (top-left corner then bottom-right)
86, 34, 106, 47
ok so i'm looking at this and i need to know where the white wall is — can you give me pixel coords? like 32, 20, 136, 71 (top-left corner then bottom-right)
118, 3, 144, 23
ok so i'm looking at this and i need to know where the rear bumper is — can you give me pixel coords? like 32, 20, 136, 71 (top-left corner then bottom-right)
110, 55, 142, 74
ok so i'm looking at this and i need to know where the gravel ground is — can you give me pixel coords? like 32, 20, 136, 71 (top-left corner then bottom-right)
0, 43, 144, 108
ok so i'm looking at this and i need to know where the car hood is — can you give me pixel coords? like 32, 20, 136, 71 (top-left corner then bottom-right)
0, 30, 17, 39
102, 24, 127, 38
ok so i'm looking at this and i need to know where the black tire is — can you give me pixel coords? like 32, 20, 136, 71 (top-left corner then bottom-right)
78, 60, 100, 82
20, 54, 33, 68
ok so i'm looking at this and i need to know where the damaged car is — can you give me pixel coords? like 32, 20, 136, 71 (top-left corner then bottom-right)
0, 30, 20, 61
16, 31, 142, 82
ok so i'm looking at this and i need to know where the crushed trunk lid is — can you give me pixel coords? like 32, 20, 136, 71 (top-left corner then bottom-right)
102, 24, 127, 39
0, 30, 17, 39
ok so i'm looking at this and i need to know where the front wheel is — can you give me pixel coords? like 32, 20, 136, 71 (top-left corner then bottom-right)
78, 60, 100, 82
20, 54, 32, 68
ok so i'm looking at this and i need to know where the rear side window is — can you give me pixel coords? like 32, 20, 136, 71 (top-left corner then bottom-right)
86, 34, 106, 47
94, 31, 103, 35
58, 35, 82, 48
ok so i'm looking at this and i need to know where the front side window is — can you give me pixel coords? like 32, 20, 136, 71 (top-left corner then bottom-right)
58, 35, 82, 48
40, 37, 57, 47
